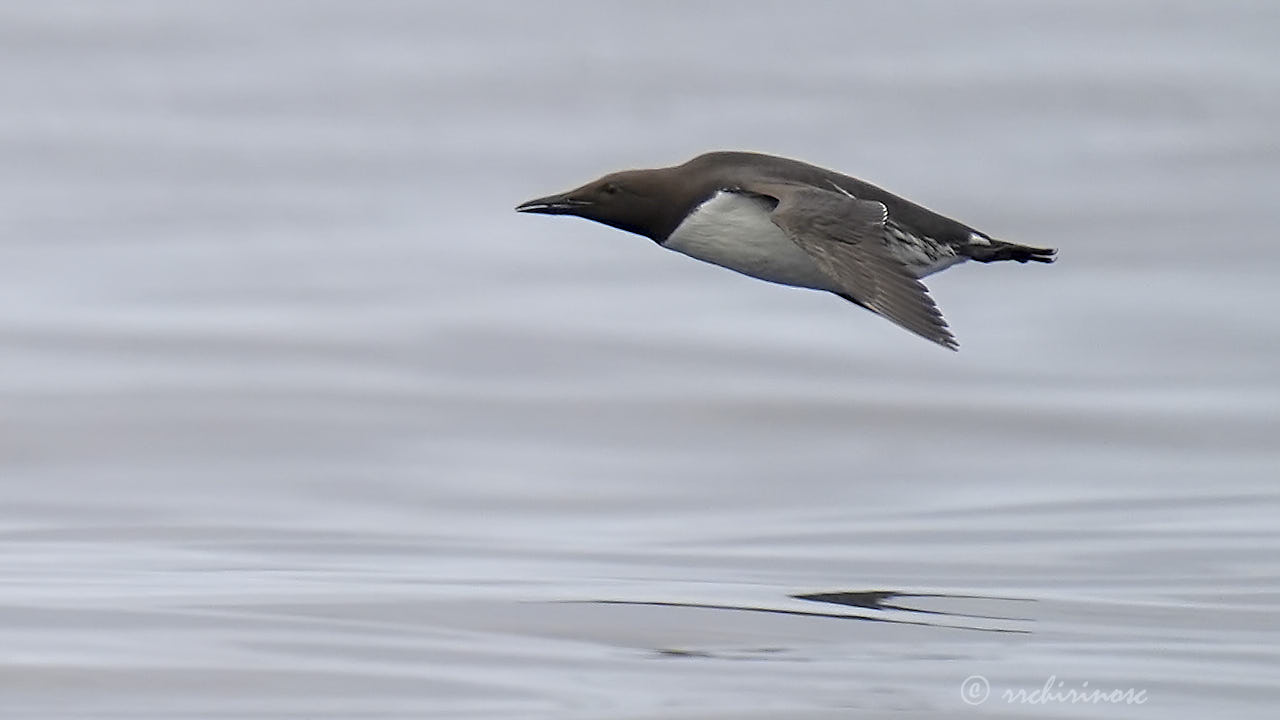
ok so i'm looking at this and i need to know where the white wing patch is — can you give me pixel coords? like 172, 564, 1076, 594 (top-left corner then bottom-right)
827, 179, 856, 198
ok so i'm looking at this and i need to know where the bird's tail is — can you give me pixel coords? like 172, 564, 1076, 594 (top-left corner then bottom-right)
964, 239, 1057, 264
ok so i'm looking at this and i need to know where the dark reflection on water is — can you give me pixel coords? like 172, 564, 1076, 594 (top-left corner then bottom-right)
576, 589, 1034, 632
794, 590, 1034, 623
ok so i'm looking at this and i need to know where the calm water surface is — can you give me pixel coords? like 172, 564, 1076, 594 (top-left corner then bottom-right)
1, 2, 1278, 718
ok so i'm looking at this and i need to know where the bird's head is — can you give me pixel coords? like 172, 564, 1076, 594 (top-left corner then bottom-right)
516, 169, 681, 241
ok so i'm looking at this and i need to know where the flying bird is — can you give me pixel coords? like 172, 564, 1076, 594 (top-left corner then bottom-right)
516, 151, 1055, 350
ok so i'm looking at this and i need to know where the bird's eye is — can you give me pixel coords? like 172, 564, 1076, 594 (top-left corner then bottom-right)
601, 182, 619, 195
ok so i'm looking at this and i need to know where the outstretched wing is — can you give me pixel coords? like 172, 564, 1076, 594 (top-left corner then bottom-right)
744, 182, 958, 350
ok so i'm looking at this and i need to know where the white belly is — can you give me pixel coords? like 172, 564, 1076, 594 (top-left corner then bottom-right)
663, 191, 838, 292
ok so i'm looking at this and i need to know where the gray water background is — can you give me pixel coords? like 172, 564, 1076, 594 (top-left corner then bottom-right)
1, 1, 1278, 718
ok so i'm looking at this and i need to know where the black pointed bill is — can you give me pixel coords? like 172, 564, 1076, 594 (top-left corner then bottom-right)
515, 193, 593, 214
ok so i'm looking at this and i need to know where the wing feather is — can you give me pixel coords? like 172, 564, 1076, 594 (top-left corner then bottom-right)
743, 182, 958, 350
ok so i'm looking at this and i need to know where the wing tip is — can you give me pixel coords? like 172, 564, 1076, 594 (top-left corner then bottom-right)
926, 321, 960, 351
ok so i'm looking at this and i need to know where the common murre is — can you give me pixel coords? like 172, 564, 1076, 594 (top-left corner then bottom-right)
516, 151, 1056, 350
